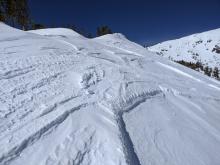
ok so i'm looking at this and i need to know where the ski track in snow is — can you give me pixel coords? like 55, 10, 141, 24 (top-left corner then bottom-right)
1, 24, 220, 165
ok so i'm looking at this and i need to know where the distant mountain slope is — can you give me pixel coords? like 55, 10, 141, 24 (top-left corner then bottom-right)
149, 28, 220, 78
0, 23, 220, 165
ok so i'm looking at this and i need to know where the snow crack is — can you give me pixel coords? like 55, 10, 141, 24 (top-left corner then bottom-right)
100, 82, 164, 165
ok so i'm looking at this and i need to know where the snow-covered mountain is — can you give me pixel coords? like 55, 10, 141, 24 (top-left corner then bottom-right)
0, 23, 220, 165
149, 28, 220, 71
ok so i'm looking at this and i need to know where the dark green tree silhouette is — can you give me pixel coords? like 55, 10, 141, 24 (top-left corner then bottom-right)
0, 0, 6, 21
16, 0, 30, 30
6, 0, 17, 26
31, 22, 45, 30
2, 0, 30, 29
97, 25, 112, 36
213, 67, 219, 79
204, 66, 212, 77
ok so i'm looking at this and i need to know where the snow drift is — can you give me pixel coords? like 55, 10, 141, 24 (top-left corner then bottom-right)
0, 22, 220, 165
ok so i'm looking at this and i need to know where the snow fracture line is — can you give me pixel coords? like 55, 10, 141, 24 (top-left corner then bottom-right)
117, 114, 141, 165
114, 89, 164, 165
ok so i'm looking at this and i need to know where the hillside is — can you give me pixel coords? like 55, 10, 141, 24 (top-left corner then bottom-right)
0, 23, 220, 165
149, 28, 220, 78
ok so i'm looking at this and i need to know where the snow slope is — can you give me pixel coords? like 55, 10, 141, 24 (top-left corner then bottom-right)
149, 28, 220, 69
0, 22, 220, 165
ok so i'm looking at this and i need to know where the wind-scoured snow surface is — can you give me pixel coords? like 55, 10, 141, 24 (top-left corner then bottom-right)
0, 23, 220, 165
149, 28, 220, 69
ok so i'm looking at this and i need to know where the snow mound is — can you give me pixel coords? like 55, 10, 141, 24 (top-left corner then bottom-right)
96, 33, 127, 41
0, 22, 27, 39
0, 24, 220, 165
94, 33, 148, 57
29, 28, 83, 38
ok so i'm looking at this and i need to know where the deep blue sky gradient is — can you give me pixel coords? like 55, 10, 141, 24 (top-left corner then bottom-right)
29, 0, 220, 45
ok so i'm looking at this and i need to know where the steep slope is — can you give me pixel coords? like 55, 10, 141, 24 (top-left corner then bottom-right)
0, 23, 220, 165
149, 28, 220, 73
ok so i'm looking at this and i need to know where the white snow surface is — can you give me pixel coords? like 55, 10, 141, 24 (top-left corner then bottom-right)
0, 23, 220, 165
149, 28, 220, 69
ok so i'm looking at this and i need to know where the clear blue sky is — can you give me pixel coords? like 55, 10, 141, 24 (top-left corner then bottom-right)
29, 0, 220, 45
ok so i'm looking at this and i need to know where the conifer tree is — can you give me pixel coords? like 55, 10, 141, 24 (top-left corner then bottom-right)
0, 0, 6, 22
16, 0, 29, 30
209, 68, 213, 77
204, 66, 210, 76
31, 22, 45, 30
0, 8, 5, 22
6, 0, 17, 26
97, 26, 112, 36
1, 0, 30, 29
213, 67, 219, 79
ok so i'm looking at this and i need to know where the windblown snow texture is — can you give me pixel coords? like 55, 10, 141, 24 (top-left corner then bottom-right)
0, 23, 220, 165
